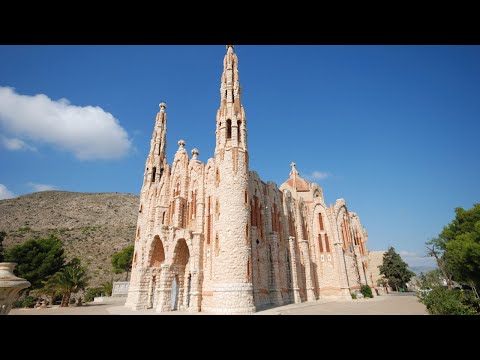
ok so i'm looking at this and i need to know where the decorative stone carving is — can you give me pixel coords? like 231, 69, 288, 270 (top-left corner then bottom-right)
0, 263, 31, 315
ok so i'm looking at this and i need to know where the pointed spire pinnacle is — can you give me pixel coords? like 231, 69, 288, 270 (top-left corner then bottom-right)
177, 139, 186, 151
290, 162, 299, 178
191, 148, 199, 160
220, 44, 241, 108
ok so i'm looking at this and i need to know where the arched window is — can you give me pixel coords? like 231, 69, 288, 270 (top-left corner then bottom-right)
237, 120, 241, 142
318, 234, 324, 252
207, 196, 211, 245
151, 167, 157, 182
181, 204, 185, 228
215, 200, 220, 220
226, 119, 232, 139
159, 167, 164, 181
325, 234, 330, 252
193, 190, 197, 218
318, 213, 324, 231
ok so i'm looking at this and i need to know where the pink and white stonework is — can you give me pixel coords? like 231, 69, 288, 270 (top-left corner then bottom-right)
125, 46, 372, 314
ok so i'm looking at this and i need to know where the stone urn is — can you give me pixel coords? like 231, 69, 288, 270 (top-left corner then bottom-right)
0, 263, 31, 315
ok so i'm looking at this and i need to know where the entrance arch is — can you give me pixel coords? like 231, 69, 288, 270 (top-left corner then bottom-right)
170, 239, 191, 311
150, 236, 165, 267
148, 236, 165, 309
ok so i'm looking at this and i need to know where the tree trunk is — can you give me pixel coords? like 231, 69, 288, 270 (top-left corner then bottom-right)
125, 270, 129, 281
426, 245, 452, 289
50, 292, 56, 306
62, 292, 71, 307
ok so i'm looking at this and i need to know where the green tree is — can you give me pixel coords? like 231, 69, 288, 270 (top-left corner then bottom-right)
4, 235, 65, 289
112, 245, 134, 281
43, 258, 89, 307
378, 247, 415, 291
0, 231, 6, 262
419, 287, 478, 315
419, 269, 444, 289
428, 204, 480, 290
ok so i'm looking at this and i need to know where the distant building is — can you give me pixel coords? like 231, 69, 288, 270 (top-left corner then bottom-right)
125, 46, 372, 314
368, 251, 386, 287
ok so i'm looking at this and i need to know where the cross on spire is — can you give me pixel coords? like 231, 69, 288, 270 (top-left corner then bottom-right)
290, 162, 299, 178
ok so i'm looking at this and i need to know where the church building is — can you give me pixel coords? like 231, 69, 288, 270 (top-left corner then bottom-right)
125, 46, 372, 313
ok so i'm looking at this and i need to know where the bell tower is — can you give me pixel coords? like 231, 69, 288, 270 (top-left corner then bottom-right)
210, 45, 255, 313
143, 102, 167, 189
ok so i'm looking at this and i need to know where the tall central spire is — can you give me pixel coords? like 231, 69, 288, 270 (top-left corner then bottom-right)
220, 44, 242, 114
210, 45, 255, 314
216, 45, 247, 152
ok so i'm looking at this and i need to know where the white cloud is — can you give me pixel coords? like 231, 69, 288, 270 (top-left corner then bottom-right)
0, 86, 132, 160
0, 135, 36, 152
305, 170, 331, 181
399, 250, 437, 269
27, 182, 58, 192
0, 184, 15, 200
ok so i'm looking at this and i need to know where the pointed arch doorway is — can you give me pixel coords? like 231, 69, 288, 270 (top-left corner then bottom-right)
170, 239, 191, 311
148, 236, 165, 309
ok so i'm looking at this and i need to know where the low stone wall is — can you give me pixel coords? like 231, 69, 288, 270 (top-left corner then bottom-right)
112, 281, 130, 297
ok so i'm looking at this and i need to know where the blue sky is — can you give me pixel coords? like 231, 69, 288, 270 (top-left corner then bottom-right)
1, 45, 479, 269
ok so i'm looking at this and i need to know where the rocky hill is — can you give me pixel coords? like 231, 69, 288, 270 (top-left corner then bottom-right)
0, 191, 139, 287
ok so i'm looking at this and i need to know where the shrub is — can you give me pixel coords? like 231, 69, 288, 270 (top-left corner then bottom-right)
360, 285, 373, 298
351, 292, 357, 299
84, 287, 103, 303
419, 287, 478, 315
13, 295, 36, 308
101, 281, 113, 297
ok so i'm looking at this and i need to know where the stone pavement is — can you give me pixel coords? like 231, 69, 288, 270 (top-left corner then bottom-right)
256, 293, 427, 315
9, 293, 427, 315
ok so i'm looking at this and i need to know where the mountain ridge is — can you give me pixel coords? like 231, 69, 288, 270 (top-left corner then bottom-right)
0, 191, 140, 287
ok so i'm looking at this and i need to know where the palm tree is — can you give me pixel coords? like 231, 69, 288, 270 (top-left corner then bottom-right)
44, 258, 89, 307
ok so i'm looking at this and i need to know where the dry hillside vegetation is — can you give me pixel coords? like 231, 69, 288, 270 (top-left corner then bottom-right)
0, 191, 139, 287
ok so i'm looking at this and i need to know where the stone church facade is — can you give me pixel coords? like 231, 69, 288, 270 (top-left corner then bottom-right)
125, 46, 372, 314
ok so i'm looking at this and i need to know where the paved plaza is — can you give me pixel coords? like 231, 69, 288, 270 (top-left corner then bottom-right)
10, 293, 427, 315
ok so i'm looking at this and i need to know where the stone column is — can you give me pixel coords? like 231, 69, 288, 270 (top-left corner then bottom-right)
146, 275, 155, 309
353, 245, 368, 286
189, 232, 203, 312
334, 243, 352, 299
125, 267, 149, 310
155, 264, 173, 313
299, 240, 316, 301
288, 237, 302, 304
0, 263, 30, 315
173, 197, 185, 228
269, 235, 284, 306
